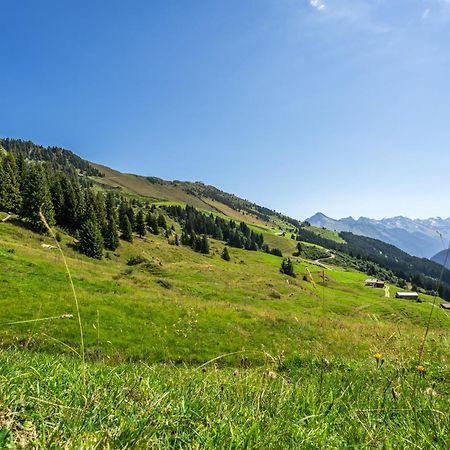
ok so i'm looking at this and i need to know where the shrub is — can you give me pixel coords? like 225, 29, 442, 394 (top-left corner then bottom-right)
280, 258, 296, 277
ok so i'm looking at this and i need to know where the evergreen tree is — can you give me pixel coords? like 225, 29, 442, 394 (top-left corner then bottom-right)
0, 152, 21, 213
146, 211, 159, 235
127, 206, 136, 231
50, 173, 65, 225
136, 209, 146, 238
78, 218, 104, 259
280, 258, 296, 277
20, 164, 54, 232
67, 178, 85, 231
121, 215, 133, 242
104, 215, 119, 251
105, 192, 117, 222
200, 234, 210, 254
181, 230, 189, 245
94, 192, 107, 233
118, 200, 129, 231
221, 246, 231, 261
157, 214, 167, 230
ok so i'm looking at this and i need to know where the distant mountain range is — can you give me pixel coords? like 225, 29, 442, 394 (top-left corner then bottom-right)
306, 212, 450, 259
431, 249, 450, 269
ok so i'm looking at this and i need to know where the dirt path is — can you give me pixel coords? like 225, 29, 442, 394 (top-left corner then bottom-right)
312, 253, 335, 270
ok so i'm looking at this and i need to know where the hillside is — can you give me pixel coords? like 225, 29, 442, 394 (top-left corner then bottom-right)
90, 162, 294, 230
307, 212, 450, 258
432, 249, 450, 269
1, 139, 449, 447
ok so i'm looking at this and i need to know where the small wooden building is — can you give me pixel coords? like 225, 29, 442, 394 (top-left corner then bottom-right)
365, 279, 385, 288
440, 303, 450, 310
396, 292, 419, 301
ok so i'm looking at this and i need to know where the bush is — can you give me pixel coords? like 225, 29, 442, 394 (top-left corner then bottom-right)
127, 255, 147, 266
280, 258, 296, 277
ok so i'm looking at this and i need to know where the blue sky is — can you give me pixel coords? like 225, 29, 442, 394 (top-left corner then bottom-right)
1, 0, 450, 220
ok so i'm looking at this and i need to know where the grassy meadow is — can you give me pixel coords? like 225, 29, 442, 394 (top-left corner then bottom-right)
0, 215, 449, 448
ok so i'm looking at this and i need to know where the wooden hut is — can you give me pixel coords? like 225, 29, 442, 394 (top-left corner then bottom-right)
396, 292, 419, 301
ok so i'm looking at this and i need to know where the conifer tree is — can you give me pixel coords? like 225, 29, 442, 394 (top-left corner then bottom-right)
20, 164, 54, 232
221, 246, 231, 261
105, 192, 117, 219
157, 214, 167, 230
127, 206, 136, 231
146, 211, 159, 235
0, 152, 21, 213
118, 200, 129, 232
121, 215, 133, 242
57, 177, 85, 231
104, 215, 119, 251
94, 192, 107, 233
136, 209, 146, 238
280, 258, 296, 277
78, 218, 104, 259
200, 234, 209, 254
50, 174, 65, 225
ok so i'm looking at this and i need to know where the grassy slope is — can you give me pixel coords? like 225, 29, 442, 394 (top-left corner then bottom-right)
0, 219, 448, 366
1, 216, 450, 447
305, 225, 346, 243
90, 163, 276, 229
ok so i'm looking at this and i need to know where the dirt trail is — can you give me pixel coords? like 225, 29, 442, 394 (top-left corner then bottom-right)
312, 253, 335, 270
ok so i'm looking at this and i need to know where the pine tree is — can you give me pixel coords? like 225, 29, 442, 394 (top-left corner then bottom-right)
157, 214, 167, 230
146, 211, 159, 235
50, 173, 65, 225
127, 206, 136, 231
78, 218, 104, 259
221, 246, 231, 261
20, 164, 54, 232
0, 152, 21, 213
105, 192, 117, 218
104, 215, 119, 250
200, 234, 210, 254
118, 200, 129, 232
121, 215, 133, 242
280, 258, 296, 277
136, 209, 146, 238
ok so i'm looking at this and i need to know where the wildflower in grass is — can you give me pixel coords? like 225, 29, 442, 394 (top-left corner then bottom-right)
416, 364, 426, 377
374, 352, 384, 367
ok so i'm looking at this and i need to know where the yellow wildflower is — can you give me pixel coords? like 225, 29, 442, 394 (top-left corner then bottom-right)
416, 364, 426, 376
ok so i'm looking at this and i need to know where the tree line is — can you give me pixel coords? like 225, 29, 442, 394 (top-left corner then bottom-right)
295, 227, 450, 300
0, 150, 179, 259
163, 205, 265, 251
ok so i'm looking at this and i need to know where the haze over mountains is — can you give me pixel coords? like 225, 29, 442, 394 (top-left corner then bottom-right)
306, 213, 450, 260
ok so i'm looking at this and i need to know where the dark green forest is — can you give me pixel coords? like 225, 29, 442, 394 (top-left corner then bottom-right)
296, 227, 450, 299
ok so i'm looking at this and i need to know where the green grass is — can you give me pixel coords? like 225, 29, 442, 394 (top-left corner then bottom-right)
1, 218, 450, 447
0, 220, 448, 365
305, 225, 346, 244
0, 349, 448, 448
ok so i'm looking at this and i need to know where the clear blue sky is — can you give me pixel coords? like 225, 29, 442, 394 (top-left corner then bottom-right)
1, 0, 450, 220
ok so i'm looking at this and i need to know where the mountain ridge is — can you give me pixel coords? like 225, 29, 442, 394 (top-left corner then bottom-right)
306, 212, 450, 259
